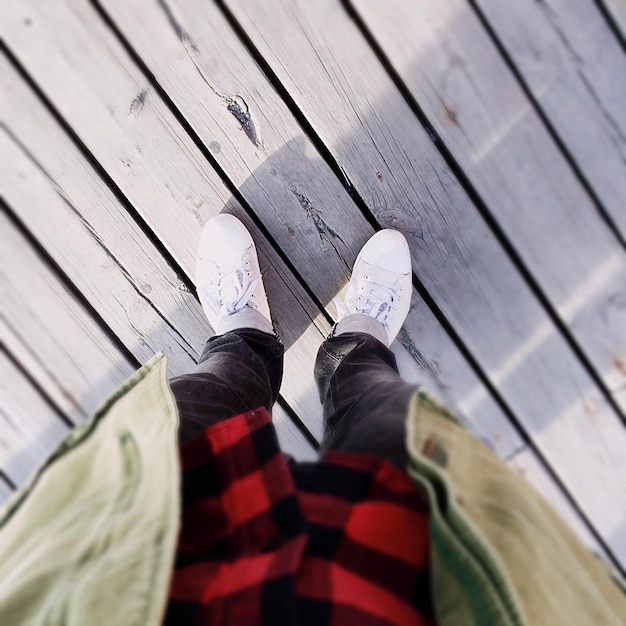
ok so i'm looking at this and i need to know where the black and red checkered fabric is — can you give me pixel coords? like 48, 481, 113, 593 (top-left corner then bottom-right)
165, 407, 435, 625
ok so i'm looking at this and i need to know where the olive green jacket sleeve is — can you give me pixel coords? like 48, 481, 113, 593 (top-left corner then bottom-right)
0, 354, 180, 626
406, 389, 626, 626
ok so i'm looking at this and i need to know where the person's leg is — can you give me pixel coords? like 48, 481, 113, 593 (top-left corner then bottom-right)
315, 230, 416, 468
315, 328, 417, 468
172, 213, 281, 443
171, 326, 283, 443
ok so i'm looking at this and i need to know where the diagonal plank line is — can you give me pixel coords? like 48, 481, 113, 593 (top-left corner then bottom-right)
0, 40, 196, 297
343, 0, 626, 432
466, 0, 626, 251
90, 0, 335, 328
1, 196, 141, 373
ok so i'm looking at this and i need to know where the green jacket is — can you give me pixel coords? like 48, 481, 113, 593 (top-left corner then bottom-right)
0, 354, 624, 625
407, 390, 626, 625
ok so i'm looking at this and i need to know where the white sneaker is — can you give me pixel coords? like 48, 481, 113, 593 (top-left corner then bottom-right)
195, 214, 273, 335
335, 230, 412, 346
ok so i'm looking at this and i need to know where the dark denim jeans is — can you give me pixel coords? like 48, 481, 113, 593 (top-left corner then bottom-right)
170, 329, 418, 467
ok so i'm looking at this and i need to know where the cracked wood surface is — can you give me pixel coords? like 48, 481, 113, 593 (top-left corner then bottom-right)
225, 0, 626, 566
99, 0, 522, 459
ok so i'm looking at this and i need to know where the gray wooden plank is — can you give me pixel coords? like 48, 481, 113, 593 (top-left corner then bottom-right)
0, 350, 68, 486
353, 0, 626, 415
0, 13, 330, 443
0, 0, 518, 455
0, 316, 81, 424
97, 0, 523, 459
0, 71, 206, 378
221, 0, 626, 565
0, 210, 135, 421
474, 0, 626, 240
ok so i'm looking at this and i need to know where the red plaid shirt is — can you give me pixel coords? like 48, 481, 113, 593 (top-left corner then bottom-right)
165, 407, 435, 625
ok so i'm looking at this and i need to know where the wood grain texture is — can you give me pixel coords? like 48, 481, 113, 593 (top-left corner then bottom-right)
353, 0, 626, 414
0, 350, 68, 486
474, 0, 626, 240
99, 0, 523, 458
0, 3, 331, 441
224, 0, 626, 565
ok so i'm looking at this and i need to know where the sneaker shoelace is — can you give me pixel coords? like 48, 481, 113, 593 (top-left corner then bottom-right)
215, 259, 261, 316
342, 275, 398, 328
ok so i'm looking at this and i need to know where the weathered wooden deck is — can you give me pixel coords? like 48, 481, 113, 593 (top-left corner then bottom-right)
2, 0, 626, 573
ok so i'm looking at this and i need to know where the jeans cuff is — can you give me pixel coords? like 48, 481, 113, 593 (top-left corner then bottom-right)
216, 308, 275, 336
333, 313, 388, 346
